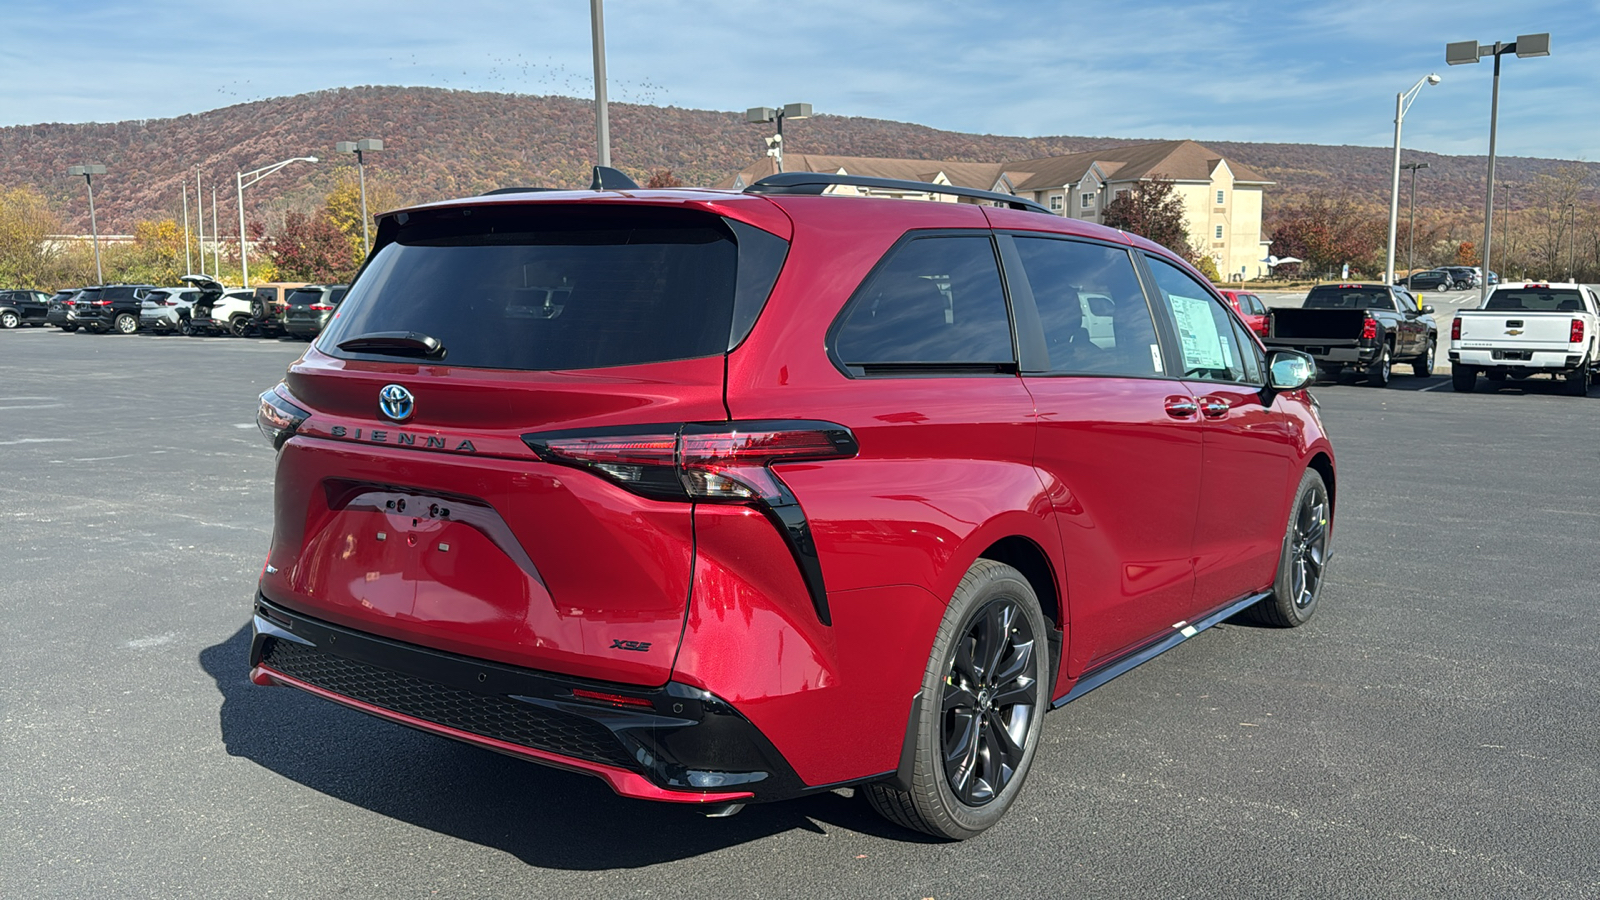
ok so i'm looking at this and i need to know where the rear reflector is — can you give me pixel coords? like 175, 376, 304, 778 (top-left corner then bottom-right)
571, 688, 654, 709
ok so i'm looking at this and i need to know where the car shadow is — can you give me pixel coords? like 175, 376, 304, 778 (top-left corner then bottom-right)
200, 626, 934, 867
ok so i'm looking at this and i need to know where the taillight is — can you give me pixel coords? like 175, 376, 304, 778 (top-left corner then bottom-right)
92, 299, 112, 307
1451, 317, 1462, 341
1573, 319, 1585, 343
525, 421, 860, 624
256, 383, 310, 449
308, 304, 335, 311
1361, 315, 1378, 340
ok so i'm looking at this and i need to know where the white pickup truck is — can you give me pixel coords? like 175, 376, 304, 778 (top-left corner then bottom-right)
1449, 282, 1600, 396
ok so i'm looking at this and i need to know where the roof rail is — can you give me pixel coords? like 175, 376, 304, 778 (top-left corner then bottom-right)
480, 186, 561, 196
745, 172, 1052, 215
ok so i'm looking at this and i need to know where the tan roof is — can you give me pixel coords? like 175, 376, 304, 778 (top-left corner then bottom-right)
717, 140, 1273, 194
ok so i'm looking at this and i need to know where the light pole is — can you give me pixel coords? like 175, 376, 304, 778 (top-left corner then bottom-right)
1401, 162, 1429, 278
591, 0, 610, 167
235, 156, 318, 289
196, 169, 206, 277
335, 139, 384, 256
745, 103, 813, 173
1447, 33, 1551, 304
1385, 74, 1440, 285
182, 182, 192, 275
66, 165, 107, 284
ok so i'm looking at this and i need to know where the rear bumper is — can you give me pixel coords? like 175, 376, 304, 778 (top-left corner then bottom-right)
1451, 346, 1584, 369
1262, 339, 1379, 366
249, 592, 810, 803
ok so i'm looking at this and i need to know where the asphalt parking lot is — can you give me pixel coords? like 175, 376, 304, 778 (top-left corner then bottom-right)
3, 325, 1597, 899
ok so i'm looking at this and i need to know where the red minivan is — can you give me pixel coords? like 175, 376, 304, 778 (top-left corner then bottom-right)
251, 171, 1335, 840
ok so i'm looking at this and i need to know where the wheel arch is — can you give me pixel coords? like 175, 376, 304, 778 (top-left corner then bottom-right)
976, 535, 1061, 631
1307, 451, 1336, 516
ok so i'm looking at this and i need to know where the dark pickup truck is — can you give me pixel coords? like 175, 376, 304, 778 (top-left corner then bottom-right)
1261, 283, 1438, 386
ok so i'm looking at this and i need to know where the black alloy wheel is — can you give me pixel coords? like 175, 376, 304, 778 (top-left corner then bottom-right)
1245, 468, 1329, 627
864, 560, 1049, 840
228, 315, 250, 338
939, 598, 1039, 808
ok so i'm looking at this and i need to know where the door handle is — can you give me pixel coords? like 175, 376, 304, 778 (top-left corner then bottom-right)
1164, 396, 1198, 418
1200, 397, 1230, 418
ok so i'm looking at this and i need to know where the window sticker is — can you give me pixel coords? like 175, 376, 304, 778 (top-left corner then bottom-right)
1169, 294, 1226, 370
1150, 343, 1163, 373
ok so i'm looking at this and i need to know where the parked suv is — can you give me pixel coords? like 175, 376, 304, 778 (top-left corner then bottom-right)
0, 289, 52, 328
250, 171, 1335, 839
46, 289, 84, 330
69, 283, 157, 334
281, 284, 349, 338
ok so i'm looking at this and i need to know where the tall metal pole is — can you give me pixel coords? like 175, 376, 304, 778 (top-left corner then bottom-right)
86, 174, 102, 284
1405, 164, 1424, 278
196, 171, 206, 277
238, 171, 250, 289
1386, 91, 1406, 285
182, 184, 192, 275
1480, 47, 1502, 306
356, 149, 370, 256
211, 184, 220, 276
591, 0, 610, 167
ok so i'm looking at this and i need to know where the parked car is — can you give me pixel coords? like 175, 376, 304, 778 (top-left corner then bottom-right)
0, 289, 52, 328
245, 282, 311, 336
281, 284, 349, 338
189, 288, 260, 336
1217, 288, 1270, 337
1400, 269, 1453, 292
248, 169, 1335, 840
45, 289, 85, 330
68, 283, 158, 334
141, 275, 223, 334
1262, 283, 1437, 384
1449, 282, 1599, 395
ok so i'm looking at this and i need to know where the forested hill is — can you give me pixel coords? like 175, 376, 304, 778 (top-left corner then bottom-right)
1, 85, 1590, 233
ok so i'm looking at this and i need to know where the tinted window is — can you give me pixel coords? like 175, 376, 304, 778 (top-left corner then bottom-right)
1146, 255, 1248, 383
1485, 288, 1586, 311
1013, 237, 1162, 376
1304, 287, 1395, 310
1244, 294, 1266, 316
322, 206, 744, 371
834, 235, 1013, 367
286, 289, 323, 306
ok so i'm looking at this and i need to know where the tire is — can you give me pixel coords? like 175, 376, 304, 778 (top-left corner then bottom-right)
1412, 341, 1434, 377
1451, 364, 1477, 392
114, 312, 139, 334
61, 324, 78, 333
1366, 343, 1392, 387
228, 315, 250, 338
1485, 370, 1507, 383
1243, 469, 1330, 628
1563, 363, 1590, 397
178, 317, 194, 336
1317, 364, 1343, 382
864, 560, 1049, 840
0, 311, 18, 329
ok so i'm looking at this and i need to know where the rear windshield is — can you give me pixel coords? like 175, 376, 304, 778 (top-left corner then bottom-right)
286, 289, 324, 306
1304, 287, 1392, 310
1484, 288, 1586, 311
322, 205, 782, 371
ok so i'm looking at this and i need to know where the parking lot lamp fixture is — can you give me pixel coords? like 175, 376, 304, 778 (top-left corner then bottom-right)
1402, 162, 1430, 279
335, 140, 384, 256
745, 104, 813, 173
1447, 33, 1551, 304
235, 156, 318, 289
1385, 74, 1440, 285
66, 165, 107, 283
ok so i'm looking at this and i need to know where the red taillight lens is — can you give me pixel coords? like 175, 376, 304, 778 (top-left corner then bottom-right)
1572, 318, 1585, 343
1451, 318, 1462, 341
308, 304, 334, 311
92, 299, 112, 307
1360, 315, 1378, 341
570, 688, 654, 709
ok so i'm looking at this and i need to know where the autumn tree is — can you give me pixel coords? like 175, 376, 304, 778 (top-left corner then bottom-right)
1267, 192, 1384, 278
0, 186, 63, 288
646, 169, 684, 188
324, 168, 403, 261
266, 211, 356, 283
1101, 175, 1191, 259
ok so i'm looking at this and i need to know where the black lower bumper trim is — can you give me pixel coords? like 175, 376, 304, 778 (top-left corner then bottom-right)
250, 592, 811, 800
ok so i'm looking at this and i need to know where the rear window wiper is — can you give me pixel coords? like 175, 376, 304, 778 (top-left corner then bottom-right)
336, 331, 447, 360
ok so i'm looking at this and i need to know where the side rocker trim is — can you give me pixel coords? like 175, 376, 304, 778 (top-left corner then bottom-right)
1052, 590, 1272, 708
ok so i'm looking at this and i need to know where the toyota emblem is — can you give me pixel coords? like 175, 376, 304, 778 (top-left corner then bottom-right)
378, 384, 414, 422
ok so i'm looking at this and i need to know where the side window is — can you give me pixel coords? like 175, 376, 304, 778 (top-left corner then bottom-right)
1145, 255, 1248, 383
1231, 315, 1263, 384
1013, 237, 1163, 377
833, 235, 1014, 369
1244, 294, 1266, 316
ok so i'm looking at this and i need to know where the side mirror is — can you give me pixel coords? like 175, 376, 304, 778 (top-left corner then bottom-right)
1267, 350, 1315, 391
1421, 305, 1435, 314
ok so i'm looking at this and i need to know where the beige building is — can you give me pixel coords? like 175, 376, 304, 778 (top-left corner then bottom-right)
722, 140, 1276, 280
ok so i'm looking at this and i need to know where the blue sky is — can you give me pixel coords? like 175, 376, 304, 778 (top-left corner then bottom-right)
3, 0, 1596, 159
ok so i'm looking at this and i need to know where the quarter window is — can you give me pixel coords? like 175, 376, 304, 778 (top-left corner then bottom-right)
1146, 255, 1248, 383
833, 235, 1014, 369
1013, 237, 1163, 377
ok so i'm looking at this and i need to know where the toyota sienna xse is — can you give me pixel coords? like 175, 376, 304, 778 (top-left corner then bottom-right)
250, 170, 1335, 840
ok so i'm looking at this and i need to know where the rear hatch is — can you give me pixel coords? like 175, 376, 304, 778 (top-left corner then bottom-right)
1460, 287, 1589, 348
261, 198, 791, 686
